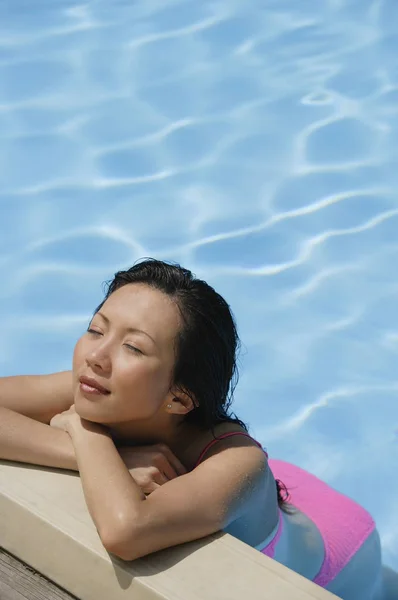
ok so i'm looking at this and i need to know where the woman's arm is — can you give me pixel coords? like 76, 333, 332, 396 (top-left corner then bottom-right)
67, 417, 146, 543
0, 406, 78, 470
0, 405, 185, 492
54, 407, 267, 561
0, 371, 73, 423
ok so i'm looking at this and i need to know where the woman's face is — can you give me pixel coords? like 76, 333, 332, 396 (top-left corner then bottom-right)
72, 283, 181, 424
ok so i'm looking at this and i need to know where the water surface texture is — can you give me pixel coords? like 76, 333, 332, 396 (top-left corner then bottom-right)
1, 0, 398, 570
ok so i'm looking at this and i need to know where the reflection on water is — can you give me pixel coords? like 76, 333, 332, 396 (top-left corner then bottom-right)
0, 0, 397, 570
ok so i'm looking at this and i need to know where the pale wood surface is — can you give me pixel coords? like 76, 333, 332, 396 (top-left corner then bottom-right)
0, 460, 340, 600
0, 547, 77, 600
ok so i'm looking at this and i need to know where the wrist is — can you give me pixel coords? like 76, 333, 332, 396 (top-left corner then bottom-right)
68, 416, 108, 439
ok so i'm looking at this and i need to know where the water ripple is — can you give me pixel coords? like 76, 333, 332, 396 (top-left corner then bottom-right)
1, 0, 398, 570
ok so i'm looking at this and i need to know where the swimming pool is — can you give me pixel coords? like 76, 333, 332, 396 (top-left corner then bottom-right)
0, 0, 397, 571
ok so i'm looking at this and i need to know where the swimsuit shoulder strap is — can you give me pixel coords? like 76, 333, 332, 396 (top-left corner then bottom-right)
194, 431, 267, 469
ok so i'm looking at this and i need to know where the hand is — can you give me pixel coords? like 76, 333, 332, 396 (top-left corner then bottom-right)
118, 443, 187, 495
50, 405, 105, 436
50, 404, 80, 434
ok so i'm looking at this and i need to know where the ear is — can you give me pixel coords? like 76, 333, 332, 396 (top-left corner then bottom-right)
166, 387, 197, 416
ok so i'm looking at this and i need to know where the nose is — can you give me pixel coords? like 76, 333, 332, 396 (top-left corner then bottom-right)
85, 341, 112, 375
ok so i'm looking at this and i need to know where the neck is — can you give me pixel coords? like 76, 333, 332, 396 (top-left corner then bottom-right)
108, 412, 194, 456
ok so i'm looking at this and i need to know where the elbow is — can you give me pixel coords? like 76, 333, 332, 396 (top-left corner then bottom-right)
103, 541, 138, 562
100, 520, 143, 562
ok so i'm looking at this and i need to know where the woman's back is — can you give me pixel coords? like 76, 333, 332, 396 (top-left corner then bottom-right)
267, 459, 382, 600
196, 431, 388, 600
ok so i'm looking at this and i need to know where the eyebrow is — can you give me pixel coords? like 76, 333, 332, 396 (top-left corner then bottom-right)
95, 311, 157, 346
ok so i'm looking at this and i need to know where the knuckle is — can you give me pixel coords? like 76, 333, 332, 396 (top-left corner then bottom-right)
140, 474, 152, 487
156, 443, 168, 454
148, 466, 159, 477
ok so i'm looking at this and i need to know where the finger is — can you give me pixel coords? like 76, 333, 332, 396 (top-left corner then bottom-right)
143, 481, 160, 495
153, 471, 169, 486
158, 445, 187, 476
156, 456, 178, 481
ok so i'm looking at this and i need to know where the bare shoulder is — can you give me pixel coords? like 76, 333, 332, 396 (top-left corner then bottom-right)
140, 425, 269, 545
109, 424, 270, 560
182, 421, 267, 473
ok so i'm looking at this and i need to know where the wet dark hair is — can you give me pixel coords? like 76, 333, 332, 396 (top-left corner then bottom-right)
96, 258, 289, 509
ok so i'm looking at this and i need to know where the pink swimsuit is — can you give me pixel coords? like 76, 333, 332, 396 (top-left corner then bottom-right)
194, 432, 380, 597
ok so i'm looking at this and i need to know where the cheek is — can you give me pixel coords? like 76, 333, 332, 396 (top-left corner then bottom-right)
72, 337, 86, 374
116, 359, 156, 392
116, 359, 170, 403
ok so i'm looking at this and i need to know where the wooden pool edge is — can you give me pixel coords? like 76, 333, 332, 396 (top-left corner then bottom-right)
0, 460, 340, 600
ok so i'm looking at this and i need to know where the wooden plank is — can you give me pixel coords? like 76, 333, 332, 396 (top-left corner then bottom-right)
0, 547, 77, 600
0, 460, 340, 600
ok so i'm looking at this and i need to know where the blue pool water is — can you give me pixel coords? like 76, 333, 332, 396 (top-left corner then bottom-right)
1, 0, 397, 571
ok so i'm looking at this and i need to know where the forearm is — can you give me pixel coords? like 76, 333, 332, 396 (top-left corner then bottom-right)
0, 407, 77, 471
69, 420, 145, 541
0, 371, 73, 423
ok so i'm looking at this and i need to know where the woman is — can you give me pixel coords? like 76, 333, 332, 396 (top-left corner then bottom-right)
0, 259, 393, 599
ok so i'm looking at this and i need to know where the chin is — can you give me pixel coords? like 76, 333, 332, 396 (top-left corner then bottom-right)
74, 397, 107, 424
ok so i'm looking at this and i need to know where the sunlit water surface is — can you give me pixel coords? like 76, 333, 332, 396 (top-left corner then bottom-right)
0, 0, 397, 570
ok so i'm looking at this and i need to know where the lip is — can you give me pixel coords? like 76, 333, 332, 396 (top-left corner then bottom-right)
79, 375, 110, 395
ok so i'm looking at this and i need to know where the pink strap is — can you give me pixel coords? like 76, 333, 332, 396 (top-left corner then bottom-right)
194, 432, 266, 469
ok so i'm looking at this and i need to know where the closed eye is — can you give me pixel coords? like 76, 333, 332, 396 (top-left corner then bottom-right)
125, 344, 143, 355
87, 328, 143, 354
